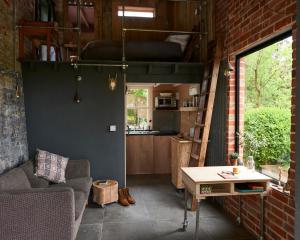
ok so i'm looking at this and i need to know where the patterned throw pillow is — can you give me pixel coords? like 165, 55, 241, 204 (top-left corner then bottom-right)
35, 149, 69, 183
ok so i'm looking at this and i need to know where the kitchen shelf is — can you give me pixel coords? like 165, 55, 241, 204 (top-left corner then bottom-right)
179, 107, 198, 112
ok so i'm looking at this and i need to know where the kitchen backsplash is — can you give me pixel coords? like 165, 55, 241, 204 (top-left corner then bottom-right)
152, 110, 180, 132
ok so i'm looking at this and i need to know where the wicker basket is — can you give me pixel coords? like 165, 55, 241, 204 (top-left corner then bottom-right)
92, 180, 118, 206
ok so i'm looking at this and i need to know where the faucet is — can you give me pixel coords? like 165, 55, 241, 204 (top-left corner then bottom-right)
127, 125, 130, 133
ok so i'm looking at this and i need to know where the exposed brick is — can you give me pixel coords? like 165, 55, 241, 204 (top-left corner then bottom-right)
215, 0, 296, 239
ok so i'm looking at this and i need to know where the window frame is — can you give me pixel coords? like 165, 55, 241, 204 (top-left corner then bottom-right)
126, 86, 153, 129
117, 6, 156, 18
235, 30, 293, 186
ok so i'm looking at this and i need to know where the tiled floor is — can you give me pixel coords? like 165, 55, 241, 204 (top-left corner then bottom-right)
76, 175, 255, 240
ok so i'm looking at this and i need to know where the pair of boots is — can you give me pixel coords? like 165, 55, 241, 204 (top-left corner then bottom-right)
118, 188, 135, 206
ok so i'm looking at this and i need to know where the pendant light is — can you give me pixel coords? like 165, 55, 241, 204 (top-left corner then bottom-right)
73, 74, 82, 103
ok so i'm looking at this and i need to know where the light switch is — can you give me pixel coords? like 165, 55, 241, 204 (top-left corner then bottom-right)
110, 125, 117, 132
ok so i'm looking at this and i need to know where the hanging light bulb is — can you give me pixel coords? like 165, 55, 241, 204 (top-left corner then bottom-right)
15, 72, 21, 99
73, 89, 81, 103
73, 74, 82, 103
108, 74, 117, 91
15, 83, 21, 99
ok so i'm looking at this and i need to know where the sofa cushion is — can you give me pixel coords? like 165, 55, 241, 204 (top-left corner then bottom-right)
19, 160, 49, 188
74, 191, 86, 219
35, 149, 69, 183
49, 177, 92, 199
0, 168, 31, 191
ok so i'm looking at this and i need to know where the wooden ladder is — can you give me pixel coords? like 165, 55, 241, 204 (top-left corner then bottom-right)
189, 39, 223, 168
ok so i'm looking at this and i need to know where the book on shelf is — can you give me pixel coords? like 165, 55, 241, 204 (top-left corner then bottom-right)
218, 171, 238, 179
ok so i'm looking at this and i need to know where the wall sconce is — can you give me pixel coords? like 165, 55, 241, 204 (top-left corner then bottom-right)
108, 74, 117, 91
73, 74, 82, 103
224, 57, 234, 78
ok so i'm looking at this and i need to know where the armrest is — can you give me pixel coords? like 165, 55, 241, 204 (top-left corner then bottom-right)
0, 187, 75, 240
65, 159, 90, 179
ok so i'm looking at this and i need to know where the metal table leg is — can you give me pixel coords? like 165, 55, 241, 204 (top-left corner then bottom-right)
194, 199, 201, 240
182, 189, 189, 231
237, 196, 241, 225
259, 194, 265, 240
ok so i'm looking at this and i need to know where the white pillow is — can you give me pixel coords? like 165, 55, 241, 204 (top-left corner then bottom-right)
166, 34, 191, 52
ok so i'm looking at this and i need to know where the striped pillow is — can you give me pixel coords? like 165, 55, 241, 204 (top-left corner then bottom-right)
35, 149, 69, 183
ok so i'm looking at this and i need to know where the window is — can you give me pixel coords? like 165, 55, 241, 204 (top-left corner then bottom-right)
68, 1, 95, 33
236, 32, 292, 185
126, 87, 153, 129
118, 6, 156, 18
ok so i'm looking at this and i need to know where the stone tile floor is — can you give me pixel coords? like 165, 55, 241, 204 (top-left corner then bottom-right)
76, 175, 255, 240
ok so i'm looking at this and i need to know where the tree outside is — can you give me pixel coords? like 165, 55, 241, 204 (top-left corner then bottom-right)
127, 88, 149, 128
241, 36, 292, 182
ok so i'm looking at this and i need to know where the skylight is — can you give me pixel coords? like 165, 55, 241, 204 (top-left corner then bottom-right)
118, 6, 155, 18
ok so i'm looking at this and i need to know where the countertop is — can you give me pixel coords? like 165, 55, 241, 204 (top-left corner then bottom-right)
171, 136, 193, 143
126, 130, 179, 136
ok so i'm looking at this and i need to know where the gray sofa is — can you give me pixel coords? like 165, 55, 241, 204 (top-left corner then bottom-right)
0, 159, 92, 240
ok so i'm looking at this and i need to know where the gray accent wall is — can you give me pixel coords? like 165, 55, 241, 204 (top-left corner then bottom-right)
22, 63, 126, 186
0, 69, 28, 174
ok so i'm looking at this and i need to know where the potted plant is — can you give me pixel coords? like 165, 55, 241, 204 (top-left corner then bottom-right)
229, 152, 239, 166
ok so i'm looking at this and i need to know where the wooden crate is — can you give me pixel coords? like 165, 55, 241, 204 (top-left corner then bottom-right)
92, 180, 118, 206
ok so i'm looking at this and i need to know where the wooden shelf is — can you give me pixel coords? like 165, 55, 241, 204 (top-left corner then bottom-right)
179, 107, 198, 112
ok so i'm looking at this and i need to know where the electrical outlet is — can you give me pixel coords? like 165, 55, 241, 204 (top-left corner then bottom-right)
109, 125, 117, 132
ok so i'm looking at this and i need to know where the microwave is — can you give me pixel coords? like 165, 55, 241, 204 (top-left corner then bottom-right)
155, 96, 177, 109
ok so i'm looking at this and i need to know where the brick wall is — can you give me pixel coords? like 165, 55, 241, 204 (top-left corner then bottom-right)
215, 0, 296, 239
0, 0, 34, 173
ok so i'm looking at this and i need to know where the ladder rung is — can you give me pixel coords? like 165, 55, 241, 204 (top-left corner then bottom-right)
195, 123, 205, 127
200, 91, 215, 97
190, 153, 199, 160
193, 139, 211, 144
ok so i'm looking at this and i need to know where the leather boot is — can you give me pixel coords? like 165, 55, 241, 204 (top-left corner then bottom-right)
118, 189, 130, 206
124, 188, 136, 204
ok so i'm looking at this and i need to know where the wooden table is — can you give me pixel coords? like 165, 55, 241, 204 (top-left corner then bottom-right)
181, 166, 272, 240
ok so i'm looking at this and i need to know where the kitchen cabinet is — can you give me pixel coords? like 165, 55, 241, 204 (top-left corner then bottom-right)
126, 135, 172, 175
153, 136, 171, 174
171, 136, 192, 189
126, 135, 154, 175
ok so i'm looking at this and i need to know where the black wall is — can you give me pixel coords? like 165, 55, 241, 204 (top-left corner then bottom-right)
22, 63, 126, 186
206, 61, 227, 167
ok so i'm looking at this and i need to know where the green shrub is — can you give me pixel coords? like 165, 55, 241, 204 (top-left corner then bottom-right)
243, 107, 291, 167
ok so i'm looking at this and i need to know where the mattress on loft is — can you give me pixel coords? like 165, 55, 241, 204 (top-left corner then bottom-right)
81, 40, 183, 61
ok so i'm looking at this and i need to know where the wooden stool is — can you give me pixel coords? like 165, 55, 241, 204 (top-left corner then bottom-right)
18, 20, 59, 61
92, 180, 118, 208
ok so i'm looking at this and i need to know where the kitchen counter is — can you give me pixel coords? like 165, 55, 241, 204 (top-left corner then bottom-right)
171, 136, 193, 143
126, 130, 179, 136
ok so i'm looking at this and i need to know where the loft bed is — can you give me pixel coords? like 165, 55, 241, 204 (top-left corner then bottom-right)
16, 0, 207, 75
81, 28, 203, 63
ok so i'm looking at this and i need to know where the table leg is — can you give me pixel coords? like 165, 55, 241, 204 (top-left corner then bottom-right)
259, 194, 264, 240
194, 199, 201, 240
182, 189, 189, 231
237, 196, 241, 225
